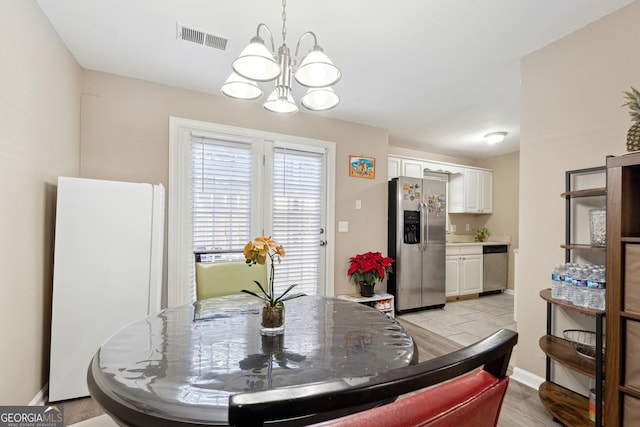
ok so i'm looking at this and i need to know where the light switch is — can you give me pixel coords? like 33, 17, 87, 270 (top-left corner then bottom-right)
355, 200, 361, 210
338, 221, 349, 232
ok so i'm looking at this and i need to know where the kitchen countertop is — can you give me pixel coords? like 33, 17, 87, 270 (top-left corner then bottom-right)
445, 234, 511, 247
446, 241, 510, 247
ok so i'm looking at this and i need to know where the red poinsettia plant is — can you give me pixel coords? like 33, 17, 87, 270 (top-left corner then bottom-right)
347, 251, 394, 285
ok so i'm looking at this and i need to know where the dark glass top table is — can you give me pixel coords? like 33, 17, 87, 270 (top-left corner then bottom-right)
88, 295, 416, 426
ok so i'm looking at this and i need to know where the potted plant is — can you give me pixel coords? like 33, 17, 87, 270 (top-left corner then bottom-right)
475, 227, 490, 242
242, 236, 305, 334
347, 251, 394, 297
623, 86, 640, 152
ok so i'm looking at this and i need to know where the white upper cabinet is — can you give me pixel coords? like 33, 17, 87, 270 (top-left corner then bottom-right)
424, 161, 464, 175
449, 167, 493, 214
401, 159, 424, 178
388, 157, 422, 179
388, 157, 401, 180
388, 156, 465, 180
478, 170, 493, 212
387, 156, 493, 213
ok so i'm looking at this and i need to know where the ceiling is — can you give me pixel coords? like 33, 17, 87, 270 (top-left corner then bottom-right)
37, 0, 635, 158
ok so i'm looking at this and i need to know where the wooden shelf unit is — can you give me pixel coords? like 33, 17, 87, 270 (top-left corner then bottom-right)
538, 166, 606, 427
539, 288, 602, 317
539, 289, 605, 426
539, 381, 593, 427
560, 243, 605, 253
560, 187, 606, 199
561, 166, 607, 261
538, 334, 598, 378
605, 152, 640, 426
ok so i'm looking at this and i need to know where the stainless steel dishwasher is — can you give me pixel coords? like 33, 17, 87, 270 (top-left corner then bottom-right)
482, 245, 508, 293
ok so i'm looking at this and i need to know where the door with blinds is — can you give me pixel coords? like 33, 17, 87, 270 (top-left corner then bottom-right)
190, 135, 328, 298
268, 145, 326, 297
191, 139, 256, 262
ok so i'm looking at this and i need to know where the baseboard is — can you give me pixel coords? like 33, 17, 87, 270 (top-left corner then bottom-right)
504, 289, 515, 295
511, 367, 544, 390
29, 382, 48, 406
446, 293, 478, 302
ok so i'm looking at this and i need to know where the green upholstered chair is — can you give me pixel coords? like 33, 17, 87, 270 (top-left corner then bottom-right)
195, 261, 267, 300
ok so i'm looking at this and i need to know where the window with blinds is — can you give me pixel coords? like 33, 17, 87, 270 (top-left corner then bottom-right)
271, 148, 324, 296
191, 137, 252, 262
190, 136, 324, 297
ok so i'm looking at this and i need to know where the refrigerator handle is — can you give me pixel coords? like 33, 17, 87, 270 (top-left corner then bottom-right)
425, 202, 430, 249
420, 201, 428, 251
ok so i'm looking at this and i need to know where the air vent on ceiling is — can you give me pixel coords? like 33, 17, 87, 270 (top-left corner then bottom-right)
177, 23, 228, 51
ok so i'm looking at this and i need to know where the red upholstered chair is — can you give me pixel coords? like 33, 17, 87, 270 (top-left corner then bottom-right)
228, 328, 517, 427
311, 369, 508, 427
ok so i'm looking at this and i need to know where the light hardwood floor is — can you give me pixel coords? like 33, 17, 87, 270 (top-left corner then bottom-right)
398, 319, 558, 427
58, 313, 558, 426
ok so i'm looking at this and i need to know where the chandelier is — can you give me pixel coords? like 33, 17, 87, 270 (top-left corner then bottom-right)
221, 0, 341, 113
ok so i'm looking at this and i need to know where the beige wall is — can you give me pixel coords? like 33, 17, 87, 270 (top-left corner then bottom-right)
0, 1, 82, 404
80, 71, 390, 299
478, 151, 520, 290
518, 0, 639, 382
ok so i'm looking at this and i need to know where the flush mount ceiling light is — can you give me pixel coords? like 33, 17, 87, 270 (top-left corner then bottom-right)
221, 0, 341, 114
484, 132, 507, 144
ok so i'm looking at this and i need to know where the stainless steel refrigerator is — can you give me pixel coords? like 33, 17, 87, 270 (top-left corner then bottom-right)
388, 173, 447, 313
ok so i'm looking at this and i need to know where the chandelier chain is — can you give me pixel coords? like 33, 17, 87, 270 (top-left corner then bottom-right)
281, 0, 287, 43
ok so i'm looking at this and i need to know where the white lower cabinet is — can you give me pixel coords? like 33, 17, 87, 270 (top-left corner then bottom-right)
445, 256, 461, 296
446, 245, 483, 297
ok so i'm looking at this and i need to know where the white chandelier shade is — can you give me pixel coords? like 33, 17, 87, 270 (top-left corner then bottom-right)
221, 72, 263, 100
232, 35, 281, 82
221, 0, 340, 113
295, 47, 341, 88
301, 87, 339, 111
263, 88, 298, 114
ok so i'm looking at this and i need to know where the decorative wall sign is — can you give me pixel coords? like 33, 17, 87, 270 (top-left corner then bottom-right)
349, 155, 376, 179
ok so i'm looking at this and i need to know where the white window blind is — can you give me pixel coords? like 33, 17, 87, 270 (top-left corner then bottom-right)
271, 147, 323, 296
191, 136, 252, 262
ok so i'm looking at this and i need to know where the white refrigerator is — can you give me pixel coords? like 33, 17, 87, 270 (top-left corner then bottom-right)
48, 177, 164, 402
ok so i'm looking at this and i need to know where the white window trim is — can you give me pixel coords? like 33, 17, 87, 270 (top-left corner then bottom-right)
168, 117, 336, 307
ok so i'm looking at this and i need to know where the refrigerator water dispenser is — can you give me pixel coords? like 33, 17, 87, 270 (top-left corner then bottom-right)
403, 210, 421, 244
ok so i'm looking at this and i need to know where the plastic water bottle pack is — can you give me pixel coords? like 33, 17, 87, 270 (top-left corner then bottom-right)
551, 263, 605, 310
